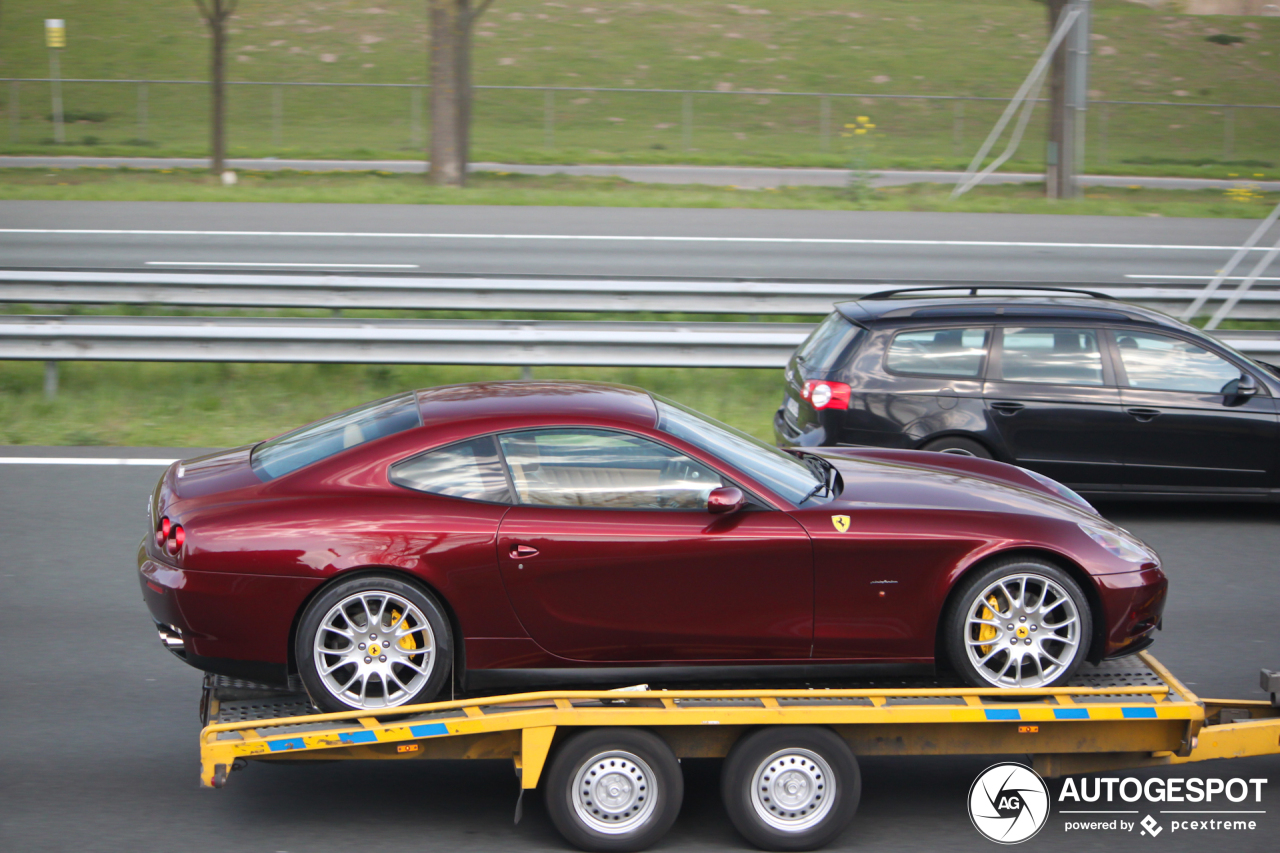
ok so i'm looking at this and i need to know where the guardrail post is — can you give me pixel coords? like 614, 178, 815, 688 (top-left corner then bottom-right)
411, 86, 424, 149
544, 89, 555, 148
521, 366, 533, 381
272, 85, 283, 148
952, 100, 965, 157
137, 83, 148, 140
820, 95, 831, 152
44, 361, 58, 400
7, 81, 17, 144
682, 92, 693, 151
1224, 107, 1235, 160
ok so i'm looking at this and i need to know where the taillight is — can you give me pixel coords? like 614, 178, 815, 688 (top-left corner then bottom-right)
802, 380, 852, 410
157, 515, 185, 555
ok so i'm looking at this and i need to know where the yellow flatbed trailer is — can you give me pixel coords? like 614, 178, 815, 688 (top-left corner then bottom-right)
198, 653, 1280, 851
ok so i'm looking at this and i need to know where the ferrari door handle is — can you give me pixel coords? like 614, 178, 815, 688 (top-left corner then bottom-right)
991, 401, 1025, 415
509, 544, 539, 559
1126, 407, 1162, 422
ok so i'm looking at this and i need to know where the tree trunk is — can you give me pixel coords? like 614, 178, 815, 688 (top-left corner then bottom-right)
195, 1, 236, 175
211, 17, 226, 174
1045, 0, 1070, 199
457, 10, 473, 179
429, 1, 465, 186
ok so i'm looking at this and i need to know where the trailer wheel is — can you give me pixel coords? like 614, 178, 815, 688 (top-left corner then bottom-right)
545, 728, 683, 853
721, 727, 860, 851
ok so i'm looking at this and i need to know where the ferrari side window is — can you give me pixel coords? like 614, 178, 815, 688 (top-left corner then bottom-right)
390, 436, 512, 503
497, 429, 724, 510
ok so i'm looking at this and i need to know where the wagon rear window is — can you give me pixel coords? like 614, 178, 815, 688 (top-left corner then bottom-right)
251, 393, 422, 480
796, 312, 861, 371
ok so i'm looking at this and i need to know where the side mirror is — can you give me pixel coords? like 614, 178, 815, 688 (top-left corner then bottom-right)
1237, 373, 1258, 397
707, 486, 745, 515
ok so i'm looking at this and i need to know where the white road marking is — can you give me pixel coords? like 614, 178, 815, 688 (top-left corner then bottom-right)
0, 228, 1270, 251
1125, 274, 1280, 281
0, 457, 177, 465
145, 261, 420, 268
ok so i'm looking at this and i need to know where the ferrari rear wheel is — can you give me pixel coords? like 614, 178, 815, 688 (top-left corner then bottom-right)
296, 575, 452, 713
945, 558, 1091, 690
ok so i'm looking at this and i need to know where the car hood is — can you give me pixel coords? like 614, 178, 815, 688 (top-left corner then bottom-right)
808, 448, 1099, 523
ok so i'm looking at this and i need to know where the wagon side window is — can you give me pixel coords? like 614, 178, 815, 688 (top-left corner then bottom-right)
390, 436, 513, 504
497, 429, 724, 510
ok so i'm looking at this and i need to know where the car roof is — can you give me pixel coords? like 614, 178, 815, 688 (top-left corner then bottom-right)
414, 381, 659, 432
834, 292, 1197, 333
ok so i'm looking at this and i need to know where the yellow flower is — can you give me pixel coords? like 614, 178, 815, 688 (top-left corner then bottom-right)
854, 128, 868, 135
857, 116, 869, 122
865, 123, 876, 129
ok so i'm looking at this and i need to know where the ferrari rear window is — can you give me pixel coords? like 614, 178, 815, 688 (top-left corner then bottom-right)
251, 393, 422, 480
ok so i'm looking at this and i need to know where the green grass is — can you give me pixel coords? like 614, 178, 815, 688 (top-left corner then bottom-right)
0, 1, 1277, 176
2, 166, 1278, 217
0, 362, 785, 447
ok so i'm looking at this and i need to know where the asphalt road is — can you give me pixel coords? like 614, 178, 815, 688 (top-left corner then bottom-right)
2, 448, 1277, 852
1, 200, 1274, 285
7, 156, 1278, 192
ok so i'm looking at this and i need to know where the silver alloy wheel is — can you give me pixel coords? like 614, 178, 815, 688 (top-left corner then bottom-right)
571, 750, 659, 835
750, 748, 837, 833
940, 447, 977, 456
963, 573, 1081, 688
312, 590, 435, 710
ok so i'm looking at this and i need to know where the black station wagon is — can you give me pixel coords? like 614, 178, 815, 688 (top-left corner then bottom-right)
774, 286, 1280, 501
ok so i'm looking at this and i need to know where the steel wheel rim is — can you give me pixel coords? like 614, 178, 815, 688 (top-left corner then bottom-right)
963, 573, 1081, 688
750, 748, 837, 833
312, 591, 435, 710
571, 750, 659, 835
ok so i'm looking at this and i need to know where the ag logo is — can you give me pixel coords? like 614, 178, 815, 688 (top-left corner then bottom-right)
831, 515, 850, 533
968, 762, 1050, 844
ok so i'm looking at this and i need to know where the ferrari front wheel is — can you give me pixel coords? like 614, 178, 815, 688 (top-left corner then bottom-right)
945, 558, 1091, 690
295, 574, 452, 713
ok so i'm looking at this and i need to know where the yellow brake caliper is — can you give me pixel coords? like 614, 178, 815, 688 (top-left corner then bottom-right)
390, 609, 418, 652
977, 595, 1000, 655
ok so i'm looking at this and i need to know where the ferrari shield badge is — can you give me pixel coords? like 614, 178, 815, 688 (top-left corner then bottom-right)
831, 515, 850, 533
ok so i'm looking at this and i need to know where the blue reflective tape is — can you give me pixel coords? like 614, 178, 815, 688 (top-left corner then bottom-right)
985, 709, 1021, 721
268, 737, 305, 752
1054, 708, 1090, 720
1122, 707, 1157, 719
339, 731, 378, 745
409, 723, 450, 738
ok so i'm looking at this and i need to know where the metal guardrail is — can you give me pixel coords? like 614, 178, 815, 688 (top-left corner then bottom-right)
2, 314, 1277, 371
5, 270, 1280, 318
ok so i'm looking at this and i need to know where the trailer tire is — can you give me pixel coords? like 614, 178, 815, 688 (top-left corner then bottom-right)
721, 726, 860, 851
545, 727, 683, 853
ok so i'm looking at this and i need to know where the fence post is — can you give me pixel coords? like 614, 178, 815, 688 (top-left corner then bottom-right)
272, 85, 283, 148
682, 92, 693, 151
1224, 107, 1235, 160
820, 95, 831, 152
137, 83, 148, 140
1097, 101, 1108, 166
952, 100, 965, 157
410, 86, 424, 149
8, 81, 18, 144
544, 89, 555, 148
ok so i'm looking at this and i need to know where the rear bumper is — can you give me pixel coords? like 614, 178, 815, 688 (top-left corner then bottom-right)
137, 541, 320, 684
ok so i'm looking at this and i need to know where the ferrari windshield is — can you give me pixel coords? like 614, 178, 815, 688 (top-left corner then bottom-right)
654, 397, 826, 506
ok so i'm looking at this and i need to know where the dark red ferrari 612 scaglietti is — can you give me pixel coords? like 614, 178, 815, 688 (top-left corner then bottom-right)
138, 381, 1166, 713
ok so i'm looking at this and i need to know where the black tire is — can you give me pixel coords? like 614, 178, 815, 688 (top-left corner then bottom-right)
545, 728, 684, 853
944, 557, 1092, 690
295, 574, 452, 713
921, 436, 993, 459
721, 727, 860, 851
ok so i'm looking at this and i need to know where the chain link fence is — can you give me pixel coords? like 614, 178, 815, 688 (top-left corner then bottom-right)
3, 78, 1277, 169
